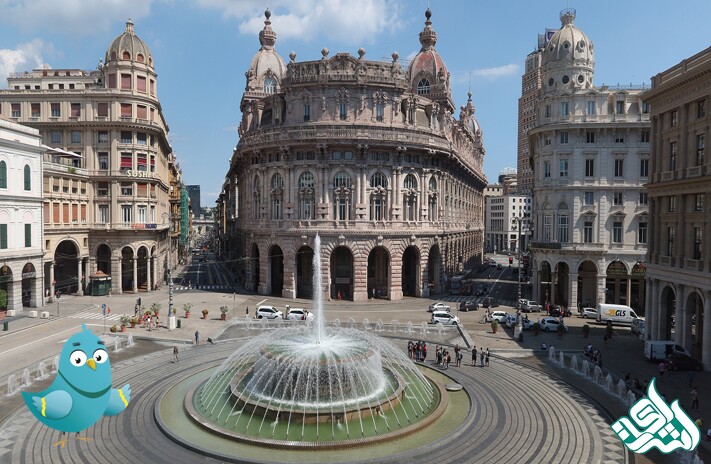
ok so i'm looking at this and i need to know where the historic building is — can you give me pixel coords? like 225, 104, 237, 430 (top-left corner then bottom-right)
642, 46, 711, 367
528, 9, 650, 312
485, 189, 531, 254
217, 8, 487, 301
0, 20, 178, 296
0, 118, 44, 312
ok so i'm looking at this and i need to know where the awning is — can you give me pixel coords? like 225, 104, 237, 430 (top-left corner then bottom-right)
42, 145, 83, 158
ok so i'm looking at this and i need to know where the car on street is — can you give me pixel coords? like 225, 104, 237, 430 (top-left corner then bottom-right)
428, 302, 451, 312
490, 311, 508, 323
631, 318, 646, 335
539, 317, 568, 332
256, 305, 283, 319
481, 297, 500, 308
548, 305, 572, 317
285, 308, 314, 321
460, 300, 479, 311
431, 311, 460, 325
521, 318, 536, 330
666, 353, 703, 371
581, 307, 597, 319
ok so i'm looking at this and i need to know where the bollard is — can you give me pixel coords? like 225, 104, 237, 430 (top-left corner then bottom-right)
3, 321, 8, 331
177, 319, 181, 329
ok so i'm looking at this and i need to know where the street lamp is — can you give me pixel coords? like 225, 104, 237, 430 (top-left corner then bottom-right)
162, 211, 175, 329
511, 212, 530, 308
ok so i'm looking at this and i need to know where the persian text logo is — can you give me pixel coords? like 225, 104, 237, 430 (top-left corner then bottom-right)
611, 378, 699, 454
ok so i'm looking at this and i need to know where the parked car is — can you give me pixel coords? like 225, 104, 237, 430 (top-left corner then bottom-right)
490, 311, 508, 323
481, 297, 500, 308
539, 317, 568, 332
524, 301, 542, 312
431, 311, 460, 325
285, 308, 314, 321
630, 318, 646, 335
521, 318, 536, 330
256, 305, 283, 319
666, 353, 704, 371
460, 300, 479, 311
548, 305, 572, 317
581, 307, 597, 319
504, 314, 517, 328
428, 302, 451, 313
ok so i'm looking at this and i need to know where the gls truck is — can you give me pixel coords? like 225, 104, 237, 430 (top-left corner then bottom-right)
596, 303, 639, 324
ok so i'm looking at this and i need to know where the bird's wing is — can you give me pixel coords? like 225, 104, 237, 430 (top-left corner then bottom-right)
104, 384, 131, 416
30, 390, 73, 420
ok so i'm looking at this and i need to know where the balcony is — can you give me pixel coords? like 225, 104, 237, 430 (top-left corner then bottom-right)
684, 259, 704, 272
686, 166, 704, 178
659, 256, 674, 266
660, 171, 675, 182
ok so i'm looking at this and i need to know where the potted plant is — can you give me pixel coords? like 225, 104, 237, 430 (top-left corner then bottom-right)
129, 317, 138, 328
557, 323, 565, 337
151, 303, 162, 318
119, 315, 130, 332
532, 322, 540, 336
582, 324, 590, 338
183, 303, 193, 319
110, 324, 118, 333
490, 319, 499, 334
220, 305, 229, 321
202, 309, 209, 319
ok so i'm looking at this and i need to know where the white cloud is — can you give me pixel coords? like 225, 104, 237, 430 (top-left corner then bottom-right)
0, 39, 53, 87
196, 0, 404, 44
0, 0, 156, 37
470, 64, 519, 80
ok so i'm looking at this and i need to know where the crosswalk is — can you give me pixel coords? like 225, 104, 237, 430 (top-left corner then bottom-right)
436, 295, 516, 307
173, 284, 233, 292
69, 309, 122, 321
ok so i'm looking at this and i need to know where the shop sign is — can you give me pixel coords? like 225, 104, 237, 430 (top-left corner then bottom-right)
132, 223, 158, 230
125, 170, 157, 179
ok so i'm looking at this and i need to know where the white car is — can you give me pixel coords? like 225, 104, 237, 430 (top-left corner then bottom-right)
428, 302, 451, 313
431, 311, 460, 325
581, 307, 597, 319
523, 301, 542, 312
521, 318, 536, 330
539, 317, 568, 332
256, 305, 283, 319
631, 318, 646, 336
285, 308, 314, 321
490, 311, 508, 323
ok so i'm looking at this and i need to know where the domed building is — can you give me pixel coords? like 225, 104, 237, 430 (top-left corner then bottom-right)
528, 9, 650, 312
219, 9, 487, 301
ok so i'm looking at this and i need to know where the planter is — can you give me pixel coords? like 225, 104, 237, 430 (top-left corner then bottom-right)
220, 313, 226, 321
184, 313, 190, 319
130, 322, 136, 328
120, 325, 126, 332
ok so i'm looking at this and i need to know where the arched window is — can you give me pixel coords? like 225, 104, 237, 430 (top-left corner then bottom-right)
428, 177, 438, 221
271, 173, 284, 189
298, 171, 315, 220
403, 174, 418, 221
404, 174, 417, 190
136, 53, 144, 63
0, 161, 6, 188
369, 172, 388, 221
264, 77, 276, 95
370, 172, 387, 188
428, 177, 437, 191
270, 173, 284, 220
24, 165, 31, 191
333, 171, 352, 221
417, 78, 430, 95
253, 176, 261, 219
333, 171, 351, 188
122, 51, 131, 60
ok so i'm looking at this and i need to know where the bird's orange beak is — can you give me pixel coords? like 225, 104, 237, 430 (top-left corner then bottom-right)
87, 358, 96, 370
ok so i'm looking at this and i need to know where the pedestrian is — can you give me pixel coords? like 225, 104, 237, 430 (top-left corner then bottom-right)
471, 347, 478, 366
195, 330, 200, 345
173, 346, 179, 363
445, 352, 451, 369
480, 348, 485, 367
137, 297, 142, 307
691, 387, 699, 410
245, 306, 249, 317
485, 348, 490, 366
658, 360, 667, 380
134, 304, 139, 317
422, 343, 427, 362
456, 350, 463, 367
372, 288, 375, 299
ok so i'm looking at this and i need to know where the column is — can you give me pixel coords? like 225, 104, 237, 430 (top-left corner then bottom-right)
645, 278, 655, 341
626, 278, 632, 306
596, 274, 606, 305
31, 269, 43, 308
146, 255, 152, 292
132, 258, 138, 293
568, 272, 579, 313
49, 262, 55, 299
9, 280, 22, 312
675, 284, 684, 346
77, 259, 83, 296
151, 256, 157, 289
113, 257, 122, 294
702, 291, 711, 370
84, 258, 90, 295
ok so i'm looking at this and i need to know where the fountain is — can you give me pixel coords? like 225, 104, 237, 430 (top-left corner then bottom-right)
127, 334, 135, 347
185, 234, 443, 448
362, 318, 370, 331
6, 374, 18, 396
420, 321, 428, 335
375, 319, 384, 332
604, 374, 614, 393
52, 355, 59, 373
627, 390, 637, 407
558, 351, 565, 367
390, 320, 399, 333
332, 318, 340, 329
616, 379, 627, 399
581, 360, 591, 379
36, 361, 48, 380
113, 336, 121, 352
570, 355, 578, 372
592, 366, 603, 385
548, 346, 555, 360
406, 321, 414, 334
21, 368, 31, 387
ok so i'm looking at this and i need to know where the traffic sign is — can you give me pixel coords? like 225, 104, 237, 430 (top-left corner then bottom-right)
101, 303, 107, 310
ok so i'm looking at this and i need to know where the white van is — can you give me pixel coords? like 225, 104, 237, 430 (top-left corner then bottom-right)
596, 304, 639, 324
644, 341, 691, 361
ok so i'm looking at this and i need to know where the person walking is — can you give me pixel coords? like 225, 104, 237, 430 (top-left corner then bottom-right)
691, 387, 699, 410
485, 348, 490, 367
480, 348, 485, 367
195, 330, 200, 345
471, 347, 478, 366
658, 360, 667, 380
173, 346, 179, 363
245, 306, 249, 317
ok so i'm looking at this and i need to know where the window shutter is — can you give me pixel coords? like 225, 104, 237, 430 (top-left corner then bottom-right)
25, 224, 32, 247
0, 224, 7, 249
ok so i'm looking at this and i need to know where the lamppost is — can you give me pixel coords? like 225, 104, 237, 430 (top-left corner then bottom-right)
511, 212, 530, 308
162, 211, 175, 329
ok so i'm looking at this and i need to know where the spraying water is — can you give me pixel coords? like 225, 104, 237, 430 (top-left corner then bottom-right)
313, 234, 324, 343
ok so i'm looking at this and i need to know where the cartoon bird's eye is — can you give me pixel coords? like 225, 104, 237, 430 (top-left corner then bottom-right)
69, 350, 87, 367
93, 349, 108, 364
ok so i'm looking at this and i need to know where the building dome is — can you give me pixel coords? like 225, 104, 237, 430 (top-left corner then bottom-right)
245, 8, 287, 93
460, 92, 481, 136
541, 9, 594, 92
407, 8, 451, 106
105, 19, 153, 67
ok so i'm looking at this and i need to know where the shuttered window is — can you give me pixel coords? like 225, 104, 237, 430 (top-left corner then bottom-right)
81, 204, 86, 221
137, 76, 146, 92
44, 203, 50, 224
97, 102, 108, 117
108, 74, 116, 88
137, 105, 147, 119
53, 203, 60, 223
70, 103, 81, 117
0, 224, 7, 249
72, 204, 78, 222
25, 224, 31, 247
120, 74, 132, 89
120, 103, 132, 118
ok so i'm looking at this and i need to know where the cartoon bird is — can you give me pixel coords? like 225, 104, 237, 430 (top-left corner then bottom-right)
22, 324, 131, 447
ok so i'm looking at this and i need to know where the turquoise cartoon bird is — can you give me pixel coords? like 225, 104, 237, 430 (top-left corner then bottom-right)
21, 325, 130, 447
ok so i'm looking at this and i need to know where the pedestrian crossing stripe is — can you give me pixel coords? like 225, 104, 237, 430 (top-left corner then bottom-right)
174, 285, 231, 292
70, 311, 121, 321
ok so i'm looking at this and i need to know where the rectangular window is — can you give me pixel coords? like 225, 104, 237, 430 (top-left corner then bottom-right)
150, 155, 155, 172
640, 130, 650, 143
639, 192, 648, 205
137, 105, 147, 120
137, 153, 147, 171
136, 132, 147, 145
640, 159, 649, 178
120, 73, 132, 90
584, 191, 594, 205
616, 101, 625, 114
70, 131, 81, 144
639, 222, 648, 244
71, 204, 78, 222
613, 192, 623, 206
23, 224, 30, 246
63, 203, 69, 223
667, 226, 675, 256
642, 101, 650, 114
70, 103, 80, 118
98, 205, 109, 224
52, 203, 60, 222
376, 103, 384, 122
121, 205, 132, 224
97, 182, 109, 196
137, 76, 147, 93
81, 204, 86, 222
614, 159, 624, 177
613, 221, 623, 243
120, 131, 132, 144
120, 182, 133, 196
669, 196, 676, 212
137, 183, 147, 197
303, 104, 310, 122
698, 100, 706, 119
150, 79, 155, 95
98, 131, 109, 144
583, 221, 593, 243
559, 131, 568, 144
0, 224, 6, 249
696, 134, 705, 166
150, 205, 155, 223
585, 159, 594, 177
559, 159, 569, 177
586, 131, 595, 143
332, 151, 341, 160
97, 102, 108, 117
11, 103, 20, 118
31, 103, 40, 118
615, 131, 625, 143
544, 137, 551, 146
120, 153, 132, 171
338, 198, 348, 220
557, 215, 569, 243
339, 102, 347, 120
51, 102, 60, 117
545, 105, 551, 118
694, 227, 703, 260
120, 104, 132, 118
108, 74, 116, 89
587, 101, 595, 115
98, 152, 109, 170
543, 215, 552, 242
671, 110, 678, 127
543, 160, 551, 178
560, 101, 569, 116
50, 131, 61, 144
670, 142, 677, 170
695, 193, 704, 211
137, 205, 147, 223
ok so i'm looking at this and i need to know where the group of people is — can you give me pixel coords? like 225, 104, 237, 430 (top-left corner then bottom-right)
470, 346, 490, 367
583, 343, 603, 368
407, 341, 427, 362
434, 345, 462, 369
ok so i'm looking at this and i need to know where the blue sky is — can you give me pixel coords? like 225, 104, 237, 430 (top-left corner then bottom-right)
1, 0, 710, 205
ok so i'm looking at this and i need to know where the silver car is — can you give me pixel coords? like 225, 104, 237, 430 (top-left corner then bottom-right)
431, 311, 460, 325
581, 307, 597, 319
631, 318, 646, 335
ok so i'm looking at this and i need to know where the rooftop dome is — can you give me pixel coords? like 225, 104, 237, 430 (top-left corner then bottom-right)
407, 9, 451, 106
541, 9, 594, 91
460, 92, 481, 136
245, 8, 287, 92
105, 19, 153, 67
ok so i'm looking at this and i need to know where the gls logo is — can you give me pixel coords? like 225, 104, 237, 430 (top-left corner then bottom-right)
611, 378, 699, 454
606, 310, 627, 317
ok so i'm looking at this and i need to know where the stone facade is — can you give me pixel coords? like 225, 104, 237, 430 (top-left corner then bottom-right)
217, 9, 487, 302
0, 118, 44, 312
528, 9, 650, 312
485, 190, 531, 254
0, 20, 179, 297
642, 45, 711, 368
